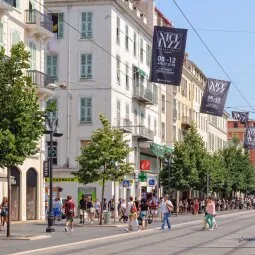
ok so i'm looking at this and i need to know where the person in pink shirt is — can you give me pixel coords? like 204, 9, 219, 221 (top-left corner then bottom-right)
205, 196, 215, 230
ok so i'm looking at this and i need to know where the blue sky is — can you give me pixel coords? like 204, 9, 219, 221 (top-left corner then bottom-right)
155, 0, 255, 118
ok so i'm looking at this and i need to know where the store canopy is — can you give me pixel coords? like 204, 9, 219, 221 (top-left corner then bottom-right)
150, 143, 174, 158
139, 68, 148, 78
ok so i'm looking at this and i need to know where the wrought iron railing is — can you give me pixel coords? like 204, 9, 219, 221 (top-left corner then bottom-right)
115, 118, 132, 132
26, 70, 54, 88
25, 9, 53, 33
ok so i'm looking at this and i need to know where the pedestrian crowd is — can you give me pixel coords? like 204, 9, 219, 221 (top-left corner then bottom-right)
43, 194, 255, 233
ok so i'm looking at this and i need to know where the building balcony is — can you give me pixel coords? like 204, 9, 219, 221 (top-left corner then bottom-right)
0, 0, 14, 11
25, 9, 53, 39
26, 70, 55, 95
132, 85, 157, 105
133, 126, 154, 141
181, 116, 192, 130
114, 118, 133, 133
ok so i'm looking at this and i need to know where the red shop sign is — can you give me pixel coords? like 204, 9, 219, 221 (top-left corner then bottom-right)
140, 160, 150, 171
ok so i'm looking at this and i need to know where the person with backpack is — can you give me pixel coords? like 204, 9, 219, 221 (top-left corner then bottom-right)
161, 195, 173, 231
125, 196, 139, 232
63, 195, 76, 232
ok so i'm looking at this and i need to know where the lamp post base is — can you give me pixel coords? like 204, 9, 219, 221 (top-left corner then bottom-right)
46, 226, 55, 233
46, 211, 55, 233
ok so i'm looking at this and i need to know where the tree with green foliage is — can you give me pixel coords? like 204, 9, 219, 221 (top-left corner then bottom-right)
74, 114, 133, 225
217, 136, 255, 196
0, 43, 46, 236
160, 124, 209, 193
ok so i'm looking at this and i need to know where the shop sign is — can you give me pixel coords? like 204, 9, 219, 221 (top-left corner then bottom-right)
138, 172, 147, 182
45, 177, 79, 182
140, 160, 150, 171
122, 180, 130, 187
148, 178, 155, 186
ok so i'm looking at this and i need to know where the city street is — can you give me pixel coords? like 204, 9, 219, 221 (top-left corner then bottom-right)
3, 210, 255, 255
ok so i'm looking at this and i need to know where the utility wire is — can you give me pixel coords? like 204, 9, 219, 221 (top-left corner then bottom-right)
172, 0, 255, 113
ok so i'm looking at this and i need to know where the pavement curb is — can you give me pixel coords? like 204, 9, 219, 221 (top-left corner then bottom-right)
0, 235, 50, 241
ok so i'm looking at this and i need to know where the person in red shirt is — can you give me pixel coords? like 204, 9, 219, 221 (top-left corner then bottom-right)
63, 195, 76, 232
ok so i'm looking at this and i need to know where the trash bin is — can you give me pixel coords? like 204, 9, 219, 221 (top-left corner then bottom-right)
104, 211, 111, 224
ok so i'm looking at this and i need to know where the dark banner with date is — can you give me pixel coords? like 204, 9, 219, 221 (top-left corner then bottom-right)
200, 78, 230, 117
232, 111, 249, 124
244, 126, 255, 149
150, 26, 187, 85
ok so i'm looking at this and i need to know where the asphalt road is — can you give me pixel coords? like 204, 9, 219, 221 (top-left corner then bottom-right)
6, 210, 255, 255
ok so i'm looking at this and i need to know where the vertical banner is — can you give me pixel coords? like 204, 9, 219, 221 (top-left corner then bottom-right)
244, 126, 255, 149
150, 26, 188, 86
200, 78, 230, 117
232, 111, 249, 124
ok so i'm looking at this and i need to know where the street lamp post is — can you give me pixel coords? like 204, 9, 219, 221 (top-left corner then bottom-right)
44, 115, 63, 233
163, 157, 171, 195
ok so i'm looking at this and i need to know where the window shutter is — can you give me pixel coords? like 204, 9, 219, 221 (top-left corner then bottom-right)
58, 13, 64, 39
80, 98, 92, 123
46, 55, 52, 76
52, 56, 58, 79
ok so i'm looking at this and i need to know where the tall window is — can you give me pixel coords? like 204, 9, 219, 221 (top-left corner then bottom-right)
52, 13, 64, 39
0, 22, 3, 48
28, 41, 36, 70
80, 97, 92, 123
116, 17, 120, 44
11, 30, 21, 46
81, 12, 93, 39
46, 99, 57, 121
161, 94, 165, 113
133, 32, 137, 57
125, 25, 129, 50
117, 100, 121, 120
116, 55, 120, 84
80, 54, 92, 79
140, 38, 143, 62
141, 112, 145, 125
146, 43, 151, 66
148, 115, 151, 130
46, 55, 58, 80
161, 122, 165, 140
154, 119, 157, 136
125, 63, 129, 90
126, 104, 129, 120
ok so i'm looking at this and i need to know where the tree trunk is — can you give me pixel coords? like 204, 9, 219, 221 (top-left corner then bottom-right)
99, 178, 105, 225
7, 167, 11, 237
176, 190, 179, 217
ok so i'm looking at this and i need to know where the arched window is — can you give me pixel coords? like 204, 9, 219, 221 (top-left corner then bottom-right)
26, 168, 37, 220
11, 167, 20, 221
28, 41, 36, 70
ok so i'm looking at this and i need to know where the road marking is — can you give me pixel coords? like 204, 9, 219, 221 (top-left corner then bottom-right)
8, 210, 255, 255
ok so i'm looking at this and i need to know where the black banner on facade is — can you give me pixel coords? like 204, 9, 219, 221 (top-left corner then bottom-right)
232, 111, 249, 124
244, 126, 255, 149
200, 78, 230, 117
150, 26, 187, 86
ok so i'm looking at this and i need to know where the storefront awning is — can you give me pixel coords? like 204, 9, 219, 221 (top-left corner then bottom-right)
150, 143, 174, 158
139, 68, 148, 78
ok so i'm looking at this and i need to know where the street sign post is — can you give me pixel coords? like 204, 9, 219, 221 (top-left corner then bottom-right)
122, 180, 130, 187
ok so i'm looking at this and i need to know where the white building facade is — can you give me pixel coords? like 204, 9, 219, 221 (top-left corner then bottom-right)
44, 0, 171, 204
0, 0, 54, 220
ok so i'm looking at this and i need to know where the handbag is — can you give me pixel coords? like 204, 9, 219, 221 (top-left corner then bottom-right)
148, 215, 152, 224
61, 213, 66, 219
